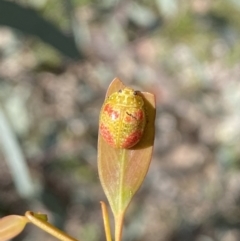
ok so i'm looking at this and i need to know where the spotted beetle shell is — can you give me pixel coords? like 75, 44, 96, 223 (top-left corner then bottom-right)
99, 87, 146, 149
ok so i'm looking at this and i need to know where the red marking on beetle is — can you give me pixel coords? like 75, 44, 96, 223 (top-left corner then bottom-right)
125, 110, 144, 123
125, 113, 135, 123
122, 130, 143, 148
100, 123, 115, 146
104, 104, 120, 120
134, 110, 144, 120
104, 104, 112, 113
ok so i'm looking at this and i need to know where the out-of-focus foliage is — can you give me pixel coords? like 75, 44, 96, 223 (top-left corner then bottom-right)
0, 0, 240, 241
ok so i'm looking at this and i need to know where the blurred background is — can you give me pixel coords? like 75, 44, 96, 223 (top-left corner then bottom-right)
0, 0, 240, 240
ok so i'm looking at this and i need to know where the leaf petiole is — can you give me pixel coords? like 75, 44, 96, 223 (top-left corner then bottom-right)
25, 211, 79, 241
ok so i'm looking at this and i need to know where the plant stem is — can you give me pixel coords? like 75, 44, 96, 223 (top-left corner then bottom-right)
100, 201, 112, 241
114, 213, 124, 241
25, 211, 80, 241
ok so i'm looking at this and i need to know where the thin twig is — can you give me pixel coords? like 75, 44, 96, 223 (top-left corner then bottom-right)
25, 211, 80, 241
100, 202, 113, 241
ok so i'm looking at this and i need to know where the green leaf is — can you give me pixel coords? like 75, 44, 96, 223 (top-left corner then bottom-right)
98, 78, 156, 240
